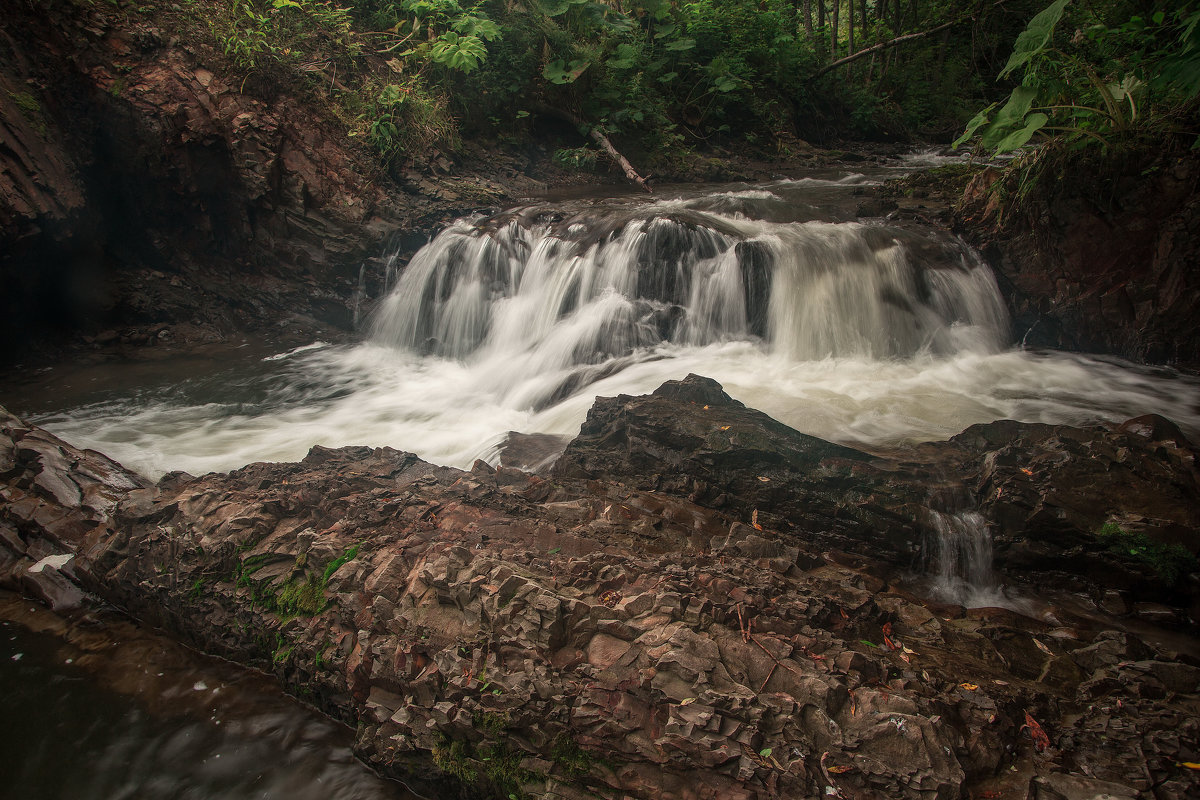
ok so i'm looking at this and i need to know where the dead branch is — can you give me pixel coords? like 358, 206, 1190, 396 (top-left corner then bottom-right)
532, 104, 652, 193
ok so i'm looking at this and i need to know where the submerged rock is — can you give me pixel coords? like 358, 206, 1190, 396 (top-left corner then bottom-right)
1, 381, 1198, 800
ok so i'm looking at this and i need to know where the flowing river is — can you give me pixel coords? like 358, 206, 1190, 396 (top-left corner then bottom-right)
22, 169, 1200, 479
4, 161, 1200, 797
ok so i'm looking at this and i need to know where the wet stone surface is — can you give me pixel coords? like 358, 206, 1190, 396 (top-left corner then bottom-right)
2, 376, 1198, 800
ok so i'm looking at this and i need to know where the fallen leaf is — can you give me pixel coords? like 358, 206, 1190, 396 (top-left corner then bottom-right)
902, 645, 916, 655
839, 607, 849, 620
881, 622, 893, 636
993, 679, 1009, 685
960, 682, 979, 691
898, 652, 911, 664
883, 634, 899, 651
929, 714, 941, 723
827, 765, 853, 774
1178, 761, 1200, 770
759, 747, 773, 757
702, 405, 709, 410
1021, 711, 1051, 752
757, 476, 770, 482
680, 697, 696, 706
1033, 639, 1054, 655
1020, 467, 1033, 476
719, 425, 731, 431
752, 509, 763, 531
860, 640, 878, 648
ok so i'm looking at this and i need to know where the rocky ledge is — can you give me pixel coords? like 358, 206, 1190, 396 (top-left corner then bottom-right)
2, 376, 1198, 800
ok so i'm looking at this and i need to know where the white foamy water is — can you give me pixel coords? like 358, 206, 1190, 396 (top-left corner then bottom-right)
32, 178, 1200, 481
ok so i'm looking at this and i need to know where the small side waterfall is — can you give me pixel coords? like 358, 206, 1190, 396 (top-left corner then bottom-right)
926, 510, 1001, 606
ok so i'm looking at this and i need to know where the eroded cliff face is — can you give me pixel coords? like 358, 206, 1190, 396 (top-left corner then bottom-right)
0, 0, 522, 363
955, 149, 1200, 370
2, 376, 1198, 800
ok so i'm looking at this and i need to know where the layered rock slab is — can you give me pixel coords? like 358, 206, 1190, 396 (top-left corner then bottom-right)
1, 380, 1199, 800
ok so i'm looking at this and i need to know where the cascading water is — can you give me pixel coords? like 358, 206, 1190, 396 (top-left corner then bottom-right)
924, 510, 1026, 610
24, 174, 1200, 480
367, 196, 1008, 414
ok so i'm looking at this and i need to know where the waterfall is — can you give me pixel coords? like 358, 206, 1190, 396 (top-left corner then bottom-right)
368, 199, 1009, 411
34, 179, 1200, 483
926, 510, 999, 604
924, 509, 1029, 610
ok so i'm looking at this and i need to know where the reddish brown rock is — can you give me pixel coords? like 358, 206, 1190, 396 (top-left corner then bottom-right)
2, 383, 1199, 800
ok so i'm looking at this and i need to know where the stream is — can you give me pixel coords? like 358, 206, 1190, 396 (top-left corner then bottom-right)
3, 159, 1200, 796
17, 168, 1200, 480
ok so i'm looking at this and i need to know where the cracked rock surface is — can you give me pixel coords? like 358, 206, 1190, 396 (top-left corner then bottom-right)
2, 377, 1198, 799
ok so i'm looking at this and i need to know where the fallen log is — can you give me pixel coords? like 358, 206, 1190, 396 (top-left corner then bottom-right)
533, 104, 652, 192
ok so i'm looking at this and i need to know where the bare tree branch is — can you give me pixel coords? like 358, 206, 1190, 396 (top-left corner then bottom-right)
533, 104, 652, 193
809, 16, 960, 80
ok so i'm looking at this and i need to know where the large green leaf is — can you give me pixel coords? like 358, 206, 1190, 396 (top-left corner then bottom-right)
543, 58, 591, 84
995, 112, 1049, 152
999, 0, 1069, 80
952, 103, 997, 149
429, 32, 488, 72
993, 85, 1038, 127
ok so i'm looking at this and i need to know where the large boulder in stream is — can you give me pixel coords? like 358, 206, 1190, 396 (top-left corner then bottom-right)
2, 383, 1200, 800
554, 375, 924, 563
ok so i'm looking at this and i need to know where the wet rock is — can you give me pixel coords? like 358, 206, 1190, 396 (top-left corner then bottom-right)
553, 374, 923, 563
3, 388, 1200, 800
948, 417, 1200, 609
955, 150, 1200, 370
1031, 773, 1139, 800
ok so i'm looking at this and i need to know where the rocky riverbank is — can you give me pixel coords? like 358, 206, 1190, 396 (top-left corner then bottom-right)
1, 0, 882, 372
3, 375, 1198, 800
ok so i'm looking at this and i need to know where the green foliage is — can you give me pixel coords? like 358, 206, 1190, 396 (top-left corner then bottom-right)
549, 734, 594, 778
1096, 522, 1197, 587
213, 0, 357, 69
552, 145, 598, 170
322, 543, 360, 582
230, 543, 361, 618
432, 736, 479, 785
188, 0, 1160, 168
9, 90, 49, 135
956, 1, 1200, 155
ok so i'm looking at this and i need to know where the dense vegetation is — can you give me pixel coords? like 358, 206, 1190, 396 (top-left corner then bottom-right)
97, 0, 1198, 178
955, 0, 1200, 155
181, 0, 1055, 172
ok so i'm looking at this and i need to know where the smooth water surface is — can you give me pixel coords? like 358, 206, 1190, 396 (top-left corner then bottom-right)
0, 594, 419, 800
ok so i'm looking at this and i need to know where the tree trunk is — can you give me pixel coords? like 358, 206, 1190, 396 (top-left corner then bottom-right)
803, 0, 813, 36
848, 1, 855, 56
831, 0, 839, 61
932, 26, 951, 90
817, 0, 826, 58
